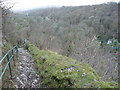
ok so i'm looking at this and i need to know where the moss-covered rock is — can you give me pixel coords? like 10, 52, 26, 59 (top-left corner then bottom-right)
28, 42, 118, 88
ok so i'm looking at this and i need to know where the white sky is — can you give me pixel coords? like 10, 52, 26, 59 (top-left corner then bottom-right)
7, 0, 119, 11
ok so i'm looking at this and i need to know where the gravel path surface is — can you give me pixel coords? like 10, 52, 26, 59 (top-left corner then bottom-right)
15, 48, 41, 88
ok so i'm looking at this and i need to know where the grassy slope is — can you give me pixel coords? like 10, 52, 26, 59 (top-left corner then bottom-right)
28, 42, 118, 88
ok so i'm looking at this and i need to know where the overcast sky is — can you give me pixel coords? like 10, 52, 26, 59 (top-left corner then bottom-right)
8, 0, 119, 11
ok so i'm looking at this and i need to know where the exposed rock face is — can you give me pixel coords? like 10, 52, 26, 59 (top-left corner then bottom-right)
15, 48, 41, 88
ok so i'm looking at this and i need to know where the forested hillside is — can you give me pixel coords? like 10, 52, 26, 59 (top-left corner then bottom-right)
3, 2, 119, 83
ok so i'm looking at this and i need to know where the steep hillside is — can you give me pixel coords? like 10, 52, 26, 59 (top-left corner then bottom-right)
9, 2, 119, 82
28, 42, 118, 88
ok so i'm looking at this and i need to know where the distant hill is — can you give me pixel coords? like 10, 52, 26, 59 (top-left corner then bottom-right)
3, 2, 119, 82
22, 2, 118, 39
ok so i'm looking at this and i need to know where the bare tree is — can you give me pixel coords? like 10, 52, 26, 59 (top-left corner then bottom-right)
0, 0, 14, 88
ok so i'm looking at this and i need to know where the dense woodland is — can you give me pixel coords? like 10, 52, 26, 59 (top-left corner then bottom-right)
1, 2, 119, 86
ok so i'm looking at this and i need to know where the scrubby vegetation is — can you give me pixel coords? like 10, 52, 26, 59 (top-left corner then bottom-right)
1, 40, 16, 88
28, 42, 118, 88
1, 1, 119, 88
10, 2, 119, 82
1, 2, 18, 87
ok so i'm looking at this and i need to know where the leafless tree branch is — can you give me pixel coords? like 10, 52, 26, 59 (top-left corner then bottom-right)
0, 0, 15, 16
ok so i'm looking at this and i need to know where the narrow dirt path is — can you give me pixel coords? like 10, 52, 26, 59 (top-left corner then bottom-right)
15, 48, 41, 88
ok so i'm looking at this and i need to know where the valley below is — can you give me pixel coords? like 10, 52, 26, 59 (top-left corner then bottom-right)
0, 2, 119, 88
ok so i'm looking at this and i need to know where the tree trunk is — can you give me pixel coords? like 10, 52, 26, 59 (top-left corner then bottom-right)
0, 6, 2, 89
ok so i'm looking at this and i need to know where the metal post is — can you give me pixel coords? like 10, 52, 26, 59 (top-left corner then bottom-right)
7, 55, 12, 79
12, 49, 15, 66
16, 46, 18, 59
